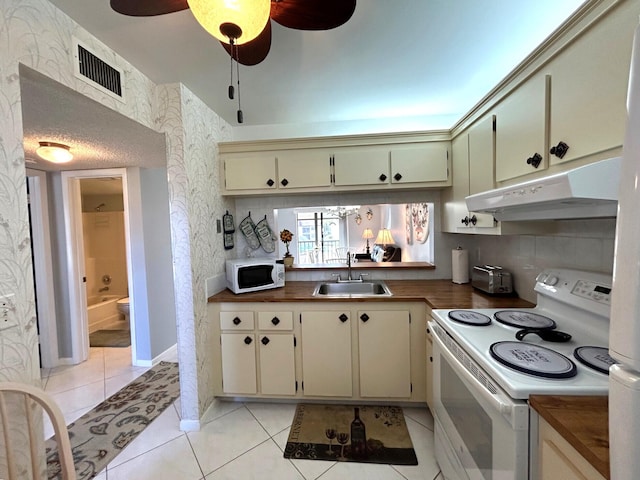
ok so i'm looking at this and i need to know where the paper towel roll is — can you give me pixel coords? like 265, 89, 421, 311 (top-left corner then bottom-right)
452, 248, 469, 284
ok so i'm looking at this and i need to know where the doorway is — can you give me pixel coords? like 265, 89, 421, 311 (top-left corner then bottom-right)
61, 168, 138, 365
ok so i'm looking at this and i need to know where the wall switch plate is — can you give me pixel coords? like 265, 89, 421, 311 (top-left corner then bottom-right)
0, 293, 17, 331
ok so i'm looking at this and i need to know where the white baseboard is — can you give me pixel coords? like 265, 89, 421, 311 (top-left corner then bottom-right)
180, 418, 201, 432
133, 343, 177, 367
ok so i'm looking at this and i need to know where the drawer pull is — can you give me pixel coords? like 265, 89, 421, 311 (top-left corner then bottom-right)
271, 317, 280, 326
379, 173, 387, 182
393, 172, 403, 181
232, 317, 241, 326
360, 313, 370, 323
339, 313, 348, 323
244, 336, 252, 345
266, 178, 275, 187
261, 337, 270, 346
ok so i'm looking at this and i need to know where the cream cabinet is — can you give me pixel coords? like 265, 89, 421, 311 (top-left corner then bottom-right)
222, 150, 331, 193
300, 310, 353, 397
389, 143, 449, 185
494, 73, 549, 182
210, 301, 426, 402
538, 417, 606, 480
547, 0, 633, 166
221, 137, 450, 195
219, 309, 296, 396
357, 310, 411, 398
333, 148, 390, 187
426, 323, 434, 411
443, 116, 496, 232
223, 153, 277, 191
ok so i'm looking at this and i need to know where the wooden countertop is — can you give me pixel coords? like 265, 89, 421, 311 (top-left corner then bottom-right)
530, 395, 609, 479
208, 280, 535, 309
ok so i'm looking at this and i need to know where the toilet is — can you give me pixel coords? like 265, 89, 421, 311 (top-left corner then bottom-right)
116, 297, 130, 322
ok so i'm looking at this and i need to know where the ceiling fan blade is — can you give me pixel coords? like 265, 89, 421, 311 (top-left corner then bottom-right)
110, 0, 189, 17
270, 0, 356, 31
221, 21, 272, 66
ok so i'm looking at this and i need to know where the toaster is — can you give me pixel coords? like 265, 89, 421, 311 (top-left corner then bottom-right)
472, 265, 513, 294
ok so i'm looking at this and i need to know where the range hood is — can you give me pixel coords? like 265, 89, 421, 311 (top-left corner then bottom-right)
465, 157, 622, 221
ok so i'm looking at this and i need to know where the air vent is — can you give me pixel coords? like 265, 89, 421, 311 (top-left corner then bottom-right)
73, 38, 125, 103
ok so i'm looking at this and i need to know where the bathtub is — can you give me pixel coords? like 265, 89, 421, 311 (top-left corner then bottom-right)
87, 295, 124, 333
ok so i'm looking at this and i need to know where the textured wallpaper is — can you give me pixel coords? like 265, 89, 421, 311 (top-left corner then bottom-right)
1, 0, 232, 427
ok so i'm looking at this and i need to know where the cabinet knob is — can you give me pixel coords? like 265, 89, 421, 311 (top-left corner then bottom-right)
461, 215, 477, 226
233, 317, 242, 325
266, 179, 275, 187
244, 336, 253, 345
339, 313, 348, 323
261, 336, 270, 346
271, 317, 280, 326
379, 173, 387, 182
280, 178, 289, 187
526, 153, 542, 168
360, 313, 370, 323
393, 173, 403, 181
550, 141, 569, 159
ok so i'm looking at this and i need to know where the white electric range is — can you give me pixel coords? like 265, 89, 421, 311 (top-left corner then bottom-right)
429, 268, 614, 480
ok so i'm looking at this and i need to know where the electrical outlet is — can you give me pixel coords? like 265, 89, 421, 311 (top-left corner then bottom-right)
0, 293, 17, 331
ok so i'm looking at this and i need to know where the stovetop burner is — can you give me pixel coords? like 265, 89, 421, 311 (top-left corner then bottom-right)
574, 346, 617, 375
490, 341, 578, 379
448, 310, 492, 326
494, 310, 557, 329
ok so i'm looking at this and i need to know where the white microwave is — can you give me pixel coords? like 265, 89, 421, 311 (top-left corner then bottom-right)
226, 258, 285, 294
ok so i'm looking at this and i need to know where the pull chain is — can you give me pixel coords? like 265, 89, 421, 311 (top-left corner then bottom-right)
228, 41, 235, 100
235, 42, 243, 124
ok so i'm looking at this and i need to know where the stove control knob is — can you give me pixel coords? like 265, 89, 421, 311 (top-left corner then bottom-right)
544, 275, 559, 286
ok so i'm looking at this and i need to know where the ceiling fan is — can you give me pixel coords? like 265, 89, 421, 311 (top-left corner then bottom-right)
110, 0, 357, 66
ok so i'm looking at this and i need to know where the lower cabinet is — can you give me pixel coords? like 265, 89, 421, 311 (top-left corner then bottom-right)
357, 310, 411, 398
300, 311, 352, 397
219, 310, 296, 396
211, 301, 427, 402
538, 417, 605, 480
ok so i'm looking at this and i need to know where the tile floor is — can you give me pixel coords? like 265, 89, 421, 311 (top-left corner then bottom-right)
41, 347, 443, 480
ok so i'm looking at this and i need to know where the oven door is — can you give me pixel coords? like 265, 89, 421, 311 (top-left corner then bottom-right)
430, 322, 529, 480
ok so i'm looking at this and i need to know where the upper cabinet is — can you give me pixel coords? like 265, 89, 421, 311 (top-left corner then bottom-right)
494, 74, 550, 183
547, 1, 633, 166
221, 137, 451, 195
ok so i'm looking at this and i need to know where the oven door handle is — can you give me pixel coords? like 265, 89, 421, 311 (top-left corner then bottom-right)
432, 325, 524, 426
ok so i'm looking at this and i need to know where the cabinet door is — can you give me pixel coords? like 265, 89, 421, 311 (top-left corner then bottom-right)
223, 153, 277, 191
276, 150, 332, 189
300, 311, 352, 397
333, 148, 390, 186
221, 333, 257, 394
259, 334, 296, 395
390, 144, 449, 184
467, 115, 498, 228
442, 134, 470, 233
495, 74, 549, 182
426, 328, 434, 411
358, 310, 411, 398
548, 3, 634, 165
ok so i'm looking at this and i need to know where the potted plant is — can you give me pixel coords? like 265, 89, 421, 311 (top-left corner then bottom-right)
280, 229, 294, 266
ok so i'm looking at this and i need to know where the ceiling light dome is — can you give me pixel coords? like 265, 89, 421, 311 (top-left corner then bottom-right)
188, 0, 270, 45
36, 142, 73, 163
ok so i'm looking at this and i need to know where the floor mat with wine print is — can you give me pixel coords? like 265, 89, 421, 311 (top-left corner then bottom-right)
284, 404, 418, 465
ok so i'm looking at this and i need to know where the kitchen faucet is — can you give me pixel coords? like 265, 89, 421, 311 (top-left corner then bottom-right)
347, 250, 352, 281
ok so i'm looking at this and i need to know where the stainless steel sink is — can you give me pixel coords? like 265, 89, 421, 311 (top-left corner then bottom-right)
312, 281, 393, 297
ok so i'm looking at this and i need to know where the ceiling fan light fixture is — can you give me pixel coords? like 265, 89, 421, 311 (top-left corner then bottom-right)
188, 0, 270, 44
36, 142, 73, 163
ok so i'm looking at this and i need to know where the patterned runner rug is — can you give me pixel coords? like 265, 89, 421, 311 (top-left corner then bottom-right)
284, 404, 418, 465
46, 361, 180, 479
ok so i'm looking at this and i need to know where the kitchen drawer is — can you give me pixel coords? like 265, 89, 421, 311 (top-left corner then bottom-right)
258, 311, 293, 331
220, 311, 255, 330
